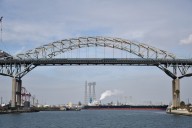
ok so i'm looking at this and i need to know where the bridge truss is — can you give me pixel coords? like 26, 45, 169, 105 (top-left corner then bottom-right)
0, 37, 191, 79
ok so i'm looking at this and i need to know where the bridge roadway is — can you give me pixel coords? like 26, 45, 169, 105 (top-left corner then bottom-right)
0, 58, 192, 66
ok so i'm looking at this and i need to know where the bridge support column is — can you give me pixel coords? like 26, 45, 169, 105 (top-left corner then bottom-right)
16, 79, 22, 107
172, 78, 180, 108
11, 78, 17, 108
11, 78, 22, 108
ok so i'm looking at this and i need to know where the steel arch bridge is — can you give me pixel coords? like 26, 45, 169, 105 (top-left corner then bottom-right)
0, 36, 191, 79
0, 36, 192, 108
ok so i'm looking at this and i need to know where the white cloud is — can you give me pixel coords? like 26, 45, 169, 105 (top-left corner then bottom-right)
180, 34, 192, 45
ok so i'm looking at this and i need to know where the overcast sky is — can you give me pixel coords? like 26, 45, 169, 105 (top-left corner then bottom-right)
0, 0, 192, 105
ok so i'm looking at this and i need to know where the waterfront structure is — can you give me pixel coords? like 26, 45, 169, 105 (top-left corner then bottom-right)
0, 37, 191, 109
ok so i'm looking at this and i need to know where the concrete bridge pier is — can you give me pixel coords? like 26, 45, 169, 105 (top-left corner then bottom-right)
11, 78, 17, 108
16, 79, 22, 107
172, 78, 180, 108
11, 78, 22, 108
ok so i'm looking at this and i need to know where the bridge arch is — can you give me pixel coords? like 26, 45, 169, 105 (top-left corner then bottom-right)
16, 37, 176, 60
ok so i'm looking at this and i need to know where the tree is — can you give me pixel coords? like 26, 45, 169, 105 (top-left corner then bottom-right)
180, 101, 185, 108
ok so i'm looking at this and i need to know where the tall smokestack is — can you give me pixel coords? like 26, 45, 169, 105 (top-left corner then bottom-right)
36, 99, 39, 107
92, 82, 96, 101
84, 81, 88, 105
88, 82, 92, 103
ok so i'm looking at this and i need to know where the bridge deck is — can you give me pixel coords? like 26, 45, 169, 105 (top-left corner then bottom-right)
0, 58, 192, 66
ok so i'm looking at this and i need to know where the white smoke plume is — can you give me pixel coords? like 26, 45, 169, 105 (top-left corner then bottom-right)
180, 34, 192, 45
99, 90, 122, 100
